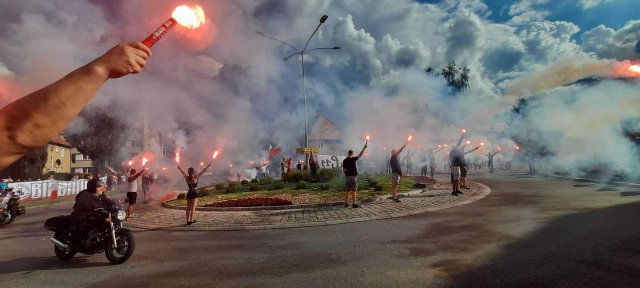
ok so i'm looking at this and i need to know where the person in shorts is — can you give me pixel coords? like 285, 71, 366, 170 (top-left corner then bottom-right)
390, 140, 409, 202
126, 167, 145, 220
342, 142, 368, 208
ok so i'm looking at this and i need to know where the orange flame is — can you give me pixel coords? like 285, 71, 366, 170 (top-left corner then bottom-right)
175, 151, 180, 163
142, 157, 148, 166
212, 150, 219, 160
128, 160, 133, 166
162, 167, 168, 171
480, 142, 485, 146
629, 65, 640, 74
462, 128, 467, 133
407, 135, 413, 141
466, 140, 471, 145
515, 146, 520, 150
366, 135, 370, 141
200, 161, 204, 166
172, 5, 205, 29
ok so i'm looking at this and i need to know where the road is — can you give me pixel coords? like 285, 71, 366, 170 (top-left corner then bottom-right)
1, 166, 639, 287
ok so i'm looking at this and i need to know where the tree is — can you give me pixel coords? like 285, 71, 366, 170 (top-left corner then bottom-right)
425, 61, 470, 93
65, 102, 127, 176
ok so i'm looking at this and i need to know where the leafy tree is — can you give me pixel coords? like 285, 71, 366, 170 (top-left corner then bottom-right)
425, 61, 470, 93
65, 103, 126, 175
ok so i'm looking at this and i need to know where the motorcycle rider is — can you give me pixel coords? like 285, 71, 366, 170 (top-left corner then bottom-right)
71, 178, 113, 246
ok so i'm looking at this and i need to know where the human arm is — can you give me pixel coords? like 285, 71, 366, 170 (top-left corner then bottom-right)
397, 142, 408, 155
0, 42, 151, 170
128, 168, 145, 182
177, 166, 187, 178
198, 164, 212, 177
356, 142, 368, 159
464, 146, 480, 155
453, 133, 464, 150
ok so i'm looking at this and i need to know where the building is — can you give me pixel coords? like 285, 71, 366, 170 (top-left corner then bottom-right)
70, 148, 93, 174
0, 135, 73, 180
308, 114, 343, 155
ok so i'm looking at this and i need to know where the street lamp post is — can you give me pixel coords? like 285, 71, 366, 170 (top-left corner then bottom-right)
258, 15, 340, 168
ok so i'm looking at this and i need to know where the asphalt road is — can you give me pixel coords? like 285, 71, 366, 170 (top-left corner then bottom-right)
1, 166, 640, 288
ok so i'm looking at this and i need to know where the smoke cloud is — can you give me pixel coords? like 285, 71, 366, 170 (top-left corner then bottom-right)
0, 0, 638, 180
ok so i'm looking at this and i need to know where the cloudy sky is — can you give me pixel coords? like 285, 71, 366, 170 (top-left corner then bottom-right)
0, 0, 638, 173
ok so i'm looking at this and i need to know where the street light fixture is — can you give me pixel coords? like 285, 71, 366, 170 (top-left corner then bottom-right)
257, 15, 340, 168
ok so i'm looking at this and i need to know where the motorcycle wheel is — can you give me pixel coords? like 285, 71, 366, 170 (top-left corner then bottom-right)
53, 232, 77, 260
105, 229, 135, 264
0, 206, 16, 226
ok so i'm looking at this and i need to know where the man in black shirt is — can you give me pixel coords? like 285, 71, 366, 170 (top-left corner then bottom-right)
389, 141, 408, 202
342, 142, 368, 208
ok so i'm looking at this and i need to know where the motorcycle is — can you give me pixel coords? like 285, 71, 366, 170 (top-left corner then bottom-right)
44, 201, 135, 264
0, 190, 26, 226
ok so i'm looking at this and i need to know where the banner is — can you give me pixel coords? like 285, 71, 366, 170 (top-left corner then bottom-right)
7, 179, 90, 201
317, 155, 347, 169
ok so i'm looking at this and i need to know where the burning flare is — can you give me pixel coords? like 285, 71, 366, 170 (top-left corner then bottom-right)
407, 135, 413, 142
630, 65, 640, 74
366, 135, 370, 141
466, 140, 471, 145
172, 5, 206, 28
212, 150, 219, 160
142, 157, 148, 166
462, 129, 467, 134
128, 160, 133, 166
175, 151, 181, 163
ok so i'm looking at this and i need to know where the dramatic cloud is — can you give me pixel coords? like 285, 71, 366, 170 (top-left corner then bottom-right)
578, 0, 615, 10
0, 0, 638, 178
582, 20, 640, 60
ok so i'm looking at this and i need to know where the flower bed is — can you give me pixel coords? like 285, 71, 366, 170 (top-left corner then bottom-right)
204, 197, 293, 207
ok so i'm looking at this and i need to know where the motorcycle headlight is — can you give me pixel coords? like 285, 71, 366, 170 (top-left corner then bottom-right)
117, 209, 127, 221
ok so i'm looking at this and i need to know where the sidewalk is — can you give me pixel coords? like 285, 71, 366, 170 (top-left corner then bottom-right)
126, 180, 491, 231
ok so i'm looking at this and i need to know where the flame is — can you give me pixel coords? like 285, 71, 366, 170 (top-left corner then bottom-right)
630, 65, 640, 74
466, 140, 471, 145
175, 151, 181, 163
162, 167, 168, 171
480, 142, 485, 146
515, 146, 520, 150
462, 128, 467, 133
497, 146, 502, 151
142, 157, 148, 166
438, 144, 442, 148
128, 160, 133, 166
200, 161, 204, 166
407, 135, 413, 141
172, 5, 205, 29
212, 150, 219, 160
366, 135, 370, 141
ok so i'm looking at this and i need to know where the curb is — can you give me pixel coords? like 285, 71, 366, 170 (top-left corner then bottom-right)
126, 181, 492, 231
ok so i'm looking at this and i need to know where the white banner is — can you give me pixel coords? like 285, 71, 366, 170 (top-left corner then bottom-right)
317, 155, 347, 169
7, 179, 90, 201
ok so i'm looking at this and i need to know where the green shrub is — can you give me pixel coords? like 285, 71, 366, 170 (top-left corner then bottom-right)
259, 177, 273, 184
250, 179, 259, 183
271, 182, 285, 190
176, 193, 186, 200
225, 185, 236, 194
284, 170, 311, 183
214, 183, 225, 190
320, 183, 331, 190
249, 184, 259, 191
295, 181, 309, 190
241, 179, 249, 185
367, 179, 378, 186
317, 168, 338, 182
374, 184, 384, 191
228, 183, 237, 189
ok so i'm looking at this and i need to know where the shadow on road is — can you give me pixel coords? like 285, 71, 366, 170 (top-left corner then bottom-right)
449, 201, 640, 288
0, 256, 109, 274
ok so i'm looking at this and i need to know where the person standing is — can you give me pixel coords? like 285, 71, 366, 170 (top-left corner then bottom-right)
428, 147, 443, 179
389, 141, 408, 202
141, 172, 153, 204
459, 145, 480, 190
450, 149, 463, 196
309, 151, 319, 183
178, 163, 211, 225
405, 150, 414, 176
280, 156, 287, 180
126, 167, 145, 221
342, 141, 367, 208
486, 149, 500, 173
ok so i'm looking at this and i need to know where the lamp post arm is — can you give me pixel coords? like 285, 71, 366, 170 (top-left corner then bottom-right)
306, 47, 341, 53
256, 31, 300, 53
283, 52, 303, 61
303, 22, 323, 52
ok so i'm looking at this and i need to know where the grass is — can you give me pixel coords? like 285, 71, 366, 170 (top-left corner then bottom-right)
168, 174, 420, 207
